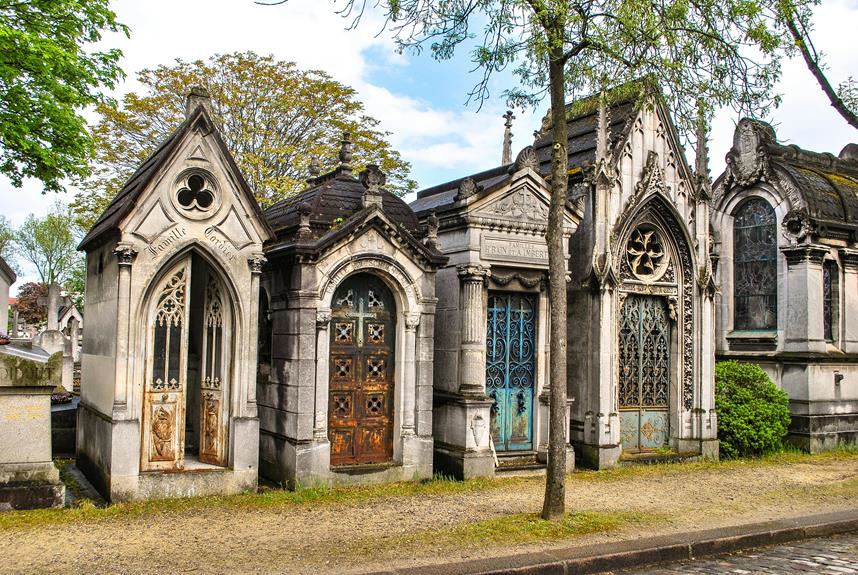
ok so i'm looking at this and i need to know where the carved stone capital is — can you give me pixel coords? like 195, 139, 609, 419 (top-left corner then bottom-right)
316, 309, 332, 329
457, 263, 491, 283
780, 244, 828, 267
113, 243, 138, 266
404, 312, 421, 331
839, 248, 858, 270
247, 253, 266, 274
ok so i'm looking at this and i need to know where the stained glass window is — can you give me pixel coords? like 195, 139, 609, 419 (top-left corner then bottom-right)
823, 261, 838, 342
733, 198, 777, 330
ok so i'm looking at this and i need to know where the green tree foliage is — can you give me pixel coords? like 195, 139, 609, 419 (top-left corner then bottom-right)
15, 202, 82, 286
72, 51, 416, 230
305, 0, 805, 520
0, 0, 128, 193
715, 361, 791, 459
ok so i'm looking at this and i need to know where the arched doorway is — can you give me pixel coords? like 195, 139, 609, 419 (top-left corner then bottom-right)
141, 251, 232, 471
618, 223, 675, 452
328, 273, 396, 466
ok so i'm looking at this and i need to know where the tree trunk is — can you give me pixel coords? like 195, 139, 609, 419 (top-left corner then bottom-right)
541, 44, 569, 521
784, 15, 858, 130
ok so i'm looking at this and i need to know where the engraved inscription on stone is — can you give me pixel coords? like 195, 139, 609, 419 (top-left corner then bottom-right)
481, 236, 548, 264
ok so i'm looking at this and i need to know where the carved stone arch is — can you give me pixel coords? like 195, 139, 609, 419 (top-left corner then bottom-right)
615, 193, 696, 411
319, 254, 423, 321
135, 241, 245, 332
137, 243, 241, 471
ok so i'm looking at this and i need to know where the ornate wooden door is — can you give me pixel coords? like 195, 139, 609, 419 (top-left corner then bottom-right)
618, 295, 670, 452
199, 275, 229, 466
142, 258, 191, 471
328, 274, 395, 466
486, 292, 536, 451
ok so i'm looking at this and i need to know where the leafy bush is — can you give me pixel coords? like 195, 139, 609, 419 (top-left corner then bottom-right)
715, 361, 791, 459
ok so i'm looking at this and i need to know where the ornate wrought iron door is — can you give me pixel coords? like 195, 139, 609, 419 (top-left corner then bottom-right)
329, 274, 395, 466
142, 257, 191, 472
618, 295, 670, 452
198, 275, 229, 466
486, 292, 536, 451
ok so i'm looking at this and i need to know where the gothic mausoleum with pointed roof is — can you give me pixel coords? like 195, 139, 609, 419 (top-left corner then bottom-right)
77, 89, 272, 501
711, 119, 858, 451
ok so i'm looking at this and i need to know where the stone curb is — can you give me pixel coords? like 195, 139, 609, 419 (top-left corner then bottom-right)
364, 509, 858, 575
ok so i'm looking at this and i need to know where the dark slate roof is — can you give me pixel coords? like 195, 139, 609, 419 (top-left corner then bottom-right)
78, 105, 272, 251
0, 255, 15, 284
411, 85, 641, 215
772, 147, 858, 225
264, 165, 420, 239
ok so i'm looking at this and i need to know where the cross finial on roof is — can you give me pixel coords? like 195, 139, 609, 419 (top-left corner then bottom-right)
502, 110, 515, 165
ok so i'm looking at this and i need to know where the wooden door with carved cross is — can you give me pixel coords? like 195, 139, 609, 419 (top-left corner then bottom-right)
328, 274, 396, 466
198, 274, 230, 466
142, 257, 191, 471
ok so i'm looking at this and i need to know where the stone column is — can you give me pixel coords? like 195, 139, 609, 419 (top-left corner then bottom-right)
782, 244, 828, 353
113, 243, 138, 409
456, 264, 489, 395
246, 255, 265, 407
69, 317, 80, 363
401, 313, 420, 435
839, 249, 858, 353
313, 309, 331, 440
11, 307, 18, 338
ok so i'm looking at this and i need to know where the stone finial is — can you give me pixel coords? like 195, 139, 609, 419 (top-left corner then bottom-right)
185, 86, 212, 119
595, 90, 611, 162
359, 164, 385, 209
308, 156, 321, 178
502, 110, 515, 165
840, 143, 858, 162
512, 145, 539, 173
425, 210, 439, 249
338, 132, 353, 165
455, 177, 479, 201
297, 202, 313, 240
37, 283, 62, 332
694, 105, 712, 201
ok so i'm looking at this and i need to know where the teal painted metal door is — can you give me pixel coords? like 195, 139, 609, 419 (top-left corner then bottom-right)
486, 292, 536, 451
618, 295, 670, 452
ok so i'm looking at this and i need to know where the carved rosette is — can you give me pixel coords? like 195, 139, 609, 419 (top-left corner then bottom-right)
113, 243, 139, 266
781, 209, 817, 245
512, 146, 539, 173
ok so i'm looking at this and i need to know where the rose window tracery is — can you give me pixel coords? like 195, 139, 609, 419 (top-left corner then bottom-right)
626, 226, 669, 281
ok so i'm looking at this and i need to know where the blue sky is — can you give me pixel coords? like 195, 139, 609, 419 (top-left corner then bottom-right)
1, 0, 857, 291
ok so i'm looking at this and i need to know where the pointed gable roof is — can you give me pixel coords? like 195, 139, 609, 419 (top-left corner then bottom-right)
78, 104, 272, 251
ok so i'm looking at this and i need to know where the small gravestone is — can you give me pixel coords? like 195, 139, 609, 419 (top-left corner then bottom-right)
0, 342, 66, 510
34, 283, 73, 392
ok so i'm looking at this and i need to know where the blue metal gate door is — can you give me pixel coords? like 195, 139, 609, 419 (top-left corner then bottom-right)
486, 292, 536, 451
618, 295, 670, 452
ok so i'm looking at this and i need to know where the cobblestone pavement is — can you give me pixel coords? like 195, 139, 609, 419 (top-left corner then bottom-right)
619, 533, 858, 574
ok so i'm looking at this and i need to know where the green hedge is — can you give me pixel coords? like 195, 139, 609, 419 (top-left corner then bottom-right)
715, 361, 791, 459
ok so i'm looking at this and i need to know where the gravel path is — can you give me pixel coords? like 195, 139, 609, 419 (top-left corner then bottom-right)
2, 455, 857, 575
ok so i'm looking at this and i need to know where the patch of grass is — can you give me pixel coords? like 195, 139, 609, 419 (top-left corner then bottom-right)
0, 473, 533, 530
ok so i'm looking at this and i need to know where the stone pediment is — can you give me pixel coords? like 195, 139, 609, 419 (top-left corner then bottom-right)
472, 184, 549, 225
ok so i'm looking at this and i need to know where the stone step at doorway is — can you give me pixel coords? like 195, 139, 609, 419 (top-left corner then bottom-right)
495, 450, 546, 477
617, 450, 704, 466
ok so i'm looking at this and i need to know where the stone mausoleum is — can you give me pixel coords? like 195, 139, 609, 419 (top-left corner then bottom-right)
257, 137, 446, 487
711, 119, 858, 451
411, 146, 579, 477
564, 90, 718, 469
76, 90, 272, 501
